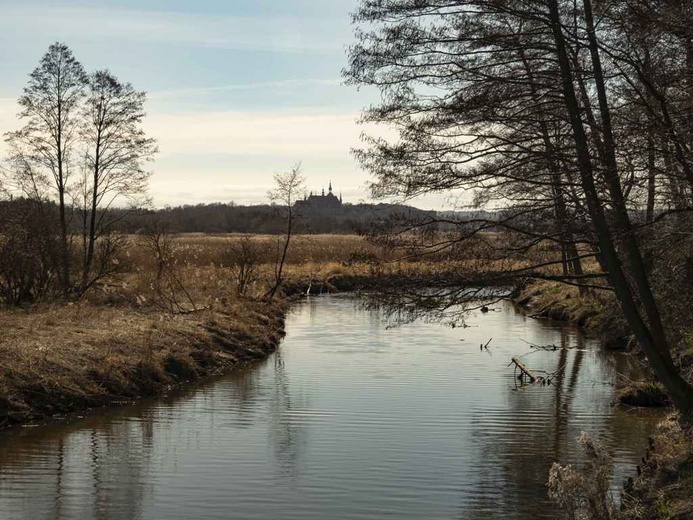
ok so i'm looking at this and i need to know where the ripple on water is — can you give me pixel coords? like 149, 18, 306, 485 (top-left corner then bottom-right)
0, 296, 664, 520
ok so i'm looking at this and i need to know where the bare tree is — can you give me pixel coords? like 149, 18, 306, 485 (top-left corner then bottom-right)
4, 42, 88, 296
547, 0, 693, 417
266, 163, 305, 300
78, 70, 157, 295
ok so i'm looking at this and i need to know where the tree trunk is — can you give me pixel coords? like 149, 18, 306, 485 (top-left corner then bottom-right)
548, 0, 693, 417
518, 48, 586, 292
81, 132, 101, 295
57, 143, 71, 297
267, 209, 293, 301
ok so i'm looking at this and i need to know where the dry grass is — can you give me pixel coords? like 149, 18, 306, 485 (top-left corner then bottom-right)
0, 232, 614, 429
125, 233, 385, 269
0, 299, 285, 428
621, 417, 693, 519
0, 233, 399, 427
2, 231, 529, 427
515, 280, 625, 341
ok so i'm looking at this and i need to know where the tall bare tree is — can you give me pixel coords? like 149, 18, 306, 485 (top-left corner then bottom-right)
78, 70, 156, 295
5, 42, 87, 295
346, 0, 693, 416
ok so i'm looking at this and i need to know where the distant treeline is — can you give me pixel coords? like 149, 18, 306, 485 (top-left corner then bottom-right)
0, 199, 446, 235
121, 202, 437, 234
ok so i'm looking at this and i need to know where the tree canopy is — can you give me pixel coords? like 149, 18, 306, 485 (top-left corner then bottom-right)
345, 0, 693, 417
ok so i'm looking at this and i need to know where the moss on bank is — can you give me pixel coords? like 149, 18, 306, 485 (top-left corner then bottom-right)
0, 300, 285, 429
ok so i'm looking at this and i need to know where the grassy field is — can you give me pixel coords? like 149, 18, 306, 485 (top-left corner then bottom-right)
0, 233, 437, 427
0, 232, 621, 428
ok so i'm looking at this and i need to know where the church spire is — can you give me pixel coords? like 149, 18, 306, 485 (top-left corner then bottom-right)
329, 180, 333, 194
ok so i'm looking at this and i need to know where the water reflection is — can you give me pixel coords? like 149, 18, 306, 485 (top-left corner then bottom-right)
268, 351, 308, 478
0, 406, 156, 520
0, 296, 663, 520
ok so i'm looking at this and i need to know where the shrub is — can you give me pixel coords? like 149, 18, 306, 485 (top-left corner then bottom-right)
0, 199, 60, 304
227, 235, 263, 297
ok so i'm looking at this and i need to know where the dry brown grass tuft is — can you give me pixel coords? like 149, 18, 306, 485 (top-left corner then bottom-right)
515, 280, 625, 342
621, 417, 693, 519
548, 432, 619, 520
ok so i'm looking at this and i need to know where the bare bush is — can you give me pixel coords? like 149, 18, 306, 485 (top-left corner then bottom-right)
139, 224, 198, 313
227, 235, 263, 297
266, 163, 305, 300
0, 200, 60, 305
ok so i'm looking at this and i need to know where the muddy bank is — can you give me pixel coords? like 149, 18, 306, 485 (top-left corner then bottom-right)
282, 273, 384, 296
621, 417, 693, 519
515, 281, 693, 518
0, 301, 286, 429
514, 280, 630, 350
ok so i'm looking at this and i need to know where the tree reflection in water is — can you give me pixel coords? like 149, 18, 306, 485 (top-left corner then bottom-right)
0, 406, 157, 519
458, 326, 656, 519
269, 351, 308, 478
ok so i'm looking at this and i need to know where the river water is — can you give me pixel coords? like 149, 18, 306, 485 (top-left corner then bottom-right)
0, 295, 662, 520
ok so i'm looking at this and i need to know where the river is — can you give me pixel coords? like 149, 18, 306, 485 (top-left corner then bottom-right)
0, 295, 663, 519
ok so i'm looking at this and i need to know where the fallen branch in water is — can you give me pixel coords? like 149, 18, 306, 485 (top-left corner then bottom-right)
520, 339, 582, 351
510, 357, 541, 383
509, 357, 568, 386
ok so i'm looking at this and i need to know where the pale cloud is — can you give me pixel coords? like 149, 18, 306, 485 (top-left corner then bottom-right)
149, 79, 342, 100
0, 96, 373, 205
0, 5, 347, 53
0, 98, 18, 122
143, 108, 375, 207
145, 109, 363, 158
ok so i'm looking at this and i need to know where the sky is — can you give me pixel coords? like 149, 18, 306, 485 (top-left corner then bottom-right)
0, 0, 460, 209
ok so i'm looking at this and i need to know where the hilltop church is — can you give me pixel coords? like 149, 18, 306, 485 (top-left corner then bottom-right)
295, 182, 343, 214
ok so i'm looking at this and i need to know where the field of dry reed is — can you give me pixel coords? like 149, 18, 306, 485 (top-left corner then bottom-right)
0, 231, 604, 428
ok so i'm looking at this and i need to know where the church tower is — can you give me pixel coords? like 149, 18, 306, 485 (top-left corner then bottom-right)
294, 180, 344, 213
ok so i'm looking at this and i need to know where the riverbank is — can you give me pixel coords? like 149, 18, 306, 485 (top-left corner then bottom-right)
0, 232, 448, 430
514, 280, 629, 348
621, 416, 693, 519
0, 300, 286, 429
516, 279, 693, 519
0, 255, 491, 430
515, 280, 677, 405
